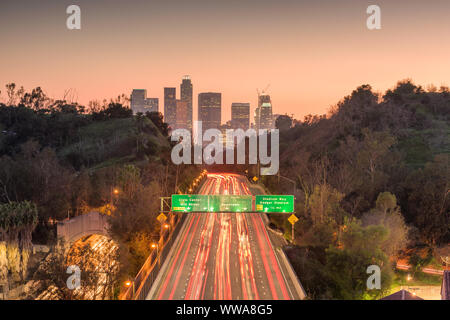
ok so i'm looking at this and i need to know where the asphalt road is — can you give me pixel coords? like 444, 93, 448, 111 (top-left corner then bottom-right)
148, 173, 296, 300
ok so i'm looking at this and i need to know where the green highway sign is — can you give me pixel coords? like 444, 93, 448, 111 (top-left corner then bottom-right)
172, 194, 294, 213
172, 195, 252, 212
209, 195, 252, 212
255, 195, 294, 213
171, 195, 209, 212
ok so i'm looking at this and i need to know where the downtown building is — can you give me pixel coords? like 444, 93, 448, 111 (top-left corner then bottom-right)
164, 87, 177, 130
130, 89, 159, 115
175, 100, 188, 130
231, 103, 250, 130
180, 75, 193, 132
198, 92, 221, 133
254, 94, 273, 131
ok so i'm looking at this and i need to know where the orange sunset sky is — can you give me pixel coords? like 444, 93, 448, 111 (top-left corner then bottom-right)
1, 0, 450, 122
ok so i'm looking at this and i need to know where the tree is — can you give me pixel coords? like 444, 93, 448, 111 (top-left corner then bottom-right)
100, 103, 132, 119
357, 129, 396, 185
127, 233, 153, 276
146, 111, 168, 136
297, 154, 328, 212
0, 140, 72, 223
20, 87, 49, 110
5, 83, 24, 106
362, 192, 409, 257
405, 155, 449, 246
333, 84, 379, 137
0, 201, 38, 282
109, 165, 161, 246
309, 183, 345, 226
275, 114, 293, 131
325, 220, 392, 299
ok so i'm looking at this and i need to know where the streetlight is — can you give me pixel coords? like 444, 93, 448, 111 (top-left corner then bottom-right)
124, 280, 135, 297
277, 173, 296, 195
151, 242, 160, 266
110, 187, 120, 205
161, 222, 170, 237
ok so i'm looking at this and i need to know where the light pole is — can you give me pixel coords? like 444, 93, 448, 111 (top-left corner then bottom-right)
124, 280, 135, 298
111, 187, 119, 204
163, 223, 170, 233
277, 173, 296, 195
151, 243, 160, 267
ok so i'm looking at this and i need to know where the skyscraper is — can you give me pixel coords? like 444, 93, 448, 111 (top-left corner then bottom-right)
145, 98, 159, 113
131, 89, 158, 114
164, 87, 177, 130
231, 103, 250, 130
198, 92, 221, 133
180, 76, 193, 132
175, 100, 188, 130
255, 94, 273, 130
131, 89, 146, 114
259, 102, 273, 129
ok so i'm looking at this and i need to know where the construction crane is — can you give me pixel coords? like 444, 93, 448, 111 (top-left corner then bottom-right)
256, 84, 271, 97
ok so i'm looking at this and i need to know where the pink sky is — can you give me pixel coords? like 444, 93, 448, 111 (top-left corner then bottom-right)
1, 0, 450, 122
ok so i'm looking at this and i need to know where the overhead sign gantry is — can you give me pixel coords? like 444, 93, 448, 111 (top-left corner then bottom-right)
171, 195, 294, 213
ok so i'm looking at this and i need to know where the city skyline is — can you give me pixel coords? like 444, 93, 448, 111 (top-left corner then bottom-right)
2, 0, 450, 122
132, 77, 275, 130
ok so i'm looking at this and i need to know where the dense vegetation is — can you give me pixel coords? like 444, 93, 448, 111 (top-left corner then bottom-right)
0, 201, 38, 283
266, 80, 449, 299
0, 83, 199, 296
0, 80, 447, 300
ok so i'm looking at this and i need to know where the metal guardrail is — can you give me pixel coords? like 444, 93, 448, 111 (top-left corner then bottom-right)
121, 173, 207, 300
120, 213, 187, 300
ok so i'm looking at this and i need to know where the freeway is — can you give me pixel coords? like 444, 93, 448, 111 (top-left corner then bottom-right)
148, 173, 300, 300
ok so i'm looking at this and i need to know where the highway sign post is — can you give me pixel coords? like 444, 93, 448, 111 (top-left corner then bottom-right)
172, 194, 294, 213
156, 213, 168, 238
288, 214, 299, 242
255, 195, 294, 213
171, 195, 209, 212
172, 194, 252, 212
209, 195, 252, 212
156, 213, 167, 224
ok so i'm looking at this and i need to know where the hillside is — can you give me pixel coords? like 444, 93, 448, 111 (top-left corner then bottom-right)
275, 80, 449, 246
58, 117, 170, 170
